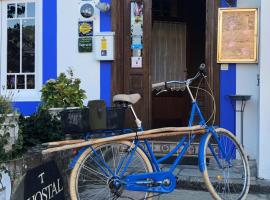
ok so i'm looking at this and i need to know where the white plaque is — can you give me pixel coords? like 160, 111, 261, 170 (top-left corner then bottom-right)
131, 57, 142, 68
221, 64, 229, 71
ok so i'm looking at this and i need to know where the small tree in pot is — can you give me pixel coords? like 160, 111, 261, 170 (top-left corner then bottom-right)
41, 69, 86, 110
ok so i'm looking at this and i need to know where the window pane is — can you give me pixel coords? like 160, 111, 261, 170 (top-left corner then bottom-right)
22, 19, 35, 73
27, 3, 35, 17
17, 75, 25, 89
17, 3, 26, 18
7, 75, 15, 89
7, 4, 16, 18
7, 20, 20, 73
27, 75, 35, 89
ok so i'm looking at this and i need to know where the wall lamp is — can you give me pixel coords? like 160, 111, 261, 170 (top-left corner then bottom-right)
95, 2, 111, 12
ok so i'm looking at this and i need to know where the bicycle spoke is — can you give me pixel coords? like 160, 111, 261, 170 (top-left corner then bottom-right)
203, 129, 250, 200
73, 142, 151, 200
82, 164, 108, 179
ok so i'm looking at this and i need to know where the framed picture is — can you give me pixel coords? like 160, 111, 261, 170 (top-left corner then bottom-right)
217, 8, 258, 63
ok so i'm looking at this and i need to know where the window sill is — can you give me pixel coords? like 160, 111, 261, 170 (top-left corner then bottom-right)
4, 90, 41, 102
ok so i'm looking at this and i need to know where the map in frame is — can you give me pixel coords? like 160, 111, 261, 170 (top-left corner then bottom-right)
217, 8, 258, 63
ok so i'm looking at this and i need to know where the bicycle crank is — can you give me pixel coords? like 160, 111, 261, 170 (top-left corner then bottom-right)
124, 172, 176, 193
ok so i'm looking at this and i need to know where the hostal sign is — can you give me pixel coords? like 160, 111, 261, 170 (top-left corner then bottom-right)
24, 161, 65, 200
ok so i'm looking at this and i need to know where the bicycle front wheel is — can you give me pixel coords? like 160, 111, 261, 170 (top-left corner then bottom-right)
202, 128, 250, 200
69, 141, 153, 200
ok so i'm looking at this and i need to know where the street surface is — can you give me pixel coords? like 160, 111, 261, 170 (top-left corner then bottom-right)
159, 189, 270, 200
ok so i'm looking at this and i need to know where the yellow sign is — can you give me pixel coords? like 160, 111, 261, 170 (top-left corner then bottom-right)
79, 21, 93, 36
101, 37, 107, 50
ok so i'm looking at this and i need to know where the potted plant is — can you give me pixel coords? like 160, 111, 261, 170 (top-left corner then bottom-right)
40, 69, 87, 138
41, 69, 86, 115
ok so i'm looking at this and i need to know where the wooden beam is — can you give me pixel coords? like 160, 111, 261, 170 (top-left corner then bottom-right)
42, 126, 205, 154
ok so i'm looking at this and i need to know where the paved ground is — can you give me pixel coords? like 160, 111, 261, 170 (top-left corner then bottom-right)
159, 189, 270, 200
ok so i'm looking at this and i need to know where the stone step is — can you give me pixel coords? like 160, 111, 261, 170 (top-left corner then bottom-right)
160, 163, 269, 194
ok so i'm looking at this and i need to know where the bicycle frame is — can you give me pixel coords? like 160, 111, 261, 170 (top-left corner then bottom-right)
72, 75, 232, 194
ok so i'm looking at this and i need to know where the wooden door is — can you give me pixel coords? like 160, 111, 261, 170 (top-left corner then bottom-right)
111, 0, 219, 129
112, 0, 152, 128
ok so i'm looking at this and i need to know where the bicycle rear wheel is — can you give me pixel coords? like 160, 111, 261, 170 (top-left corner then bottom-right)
70, 141, 153, 200
202, 128, 250, 200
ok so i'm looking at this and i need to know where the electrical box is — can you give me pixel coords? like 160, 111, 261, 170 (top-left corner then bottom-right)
94, 32, 115, 60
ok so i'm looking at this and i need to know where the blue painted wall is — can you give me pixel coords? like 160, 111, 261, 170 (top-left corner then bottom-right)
43, 0, 57, 83
100, 0, 112, 106
13, 102, 41, 116
220, 0, 237, 134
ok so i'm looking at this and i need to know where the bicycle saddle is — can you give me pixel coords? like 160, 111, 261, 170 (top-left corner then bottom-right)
113, 93, 141, 105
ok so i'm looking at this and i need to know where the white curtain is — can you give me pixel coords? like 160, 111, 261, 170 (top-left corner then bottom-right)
151, 21, 187, 85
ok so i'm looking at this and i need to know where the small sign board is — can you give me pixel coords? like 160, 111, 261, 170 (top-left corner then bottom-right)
131, 56, 142, 68
79, 37, 93, 52
80, 3, 94, 19
24, 161, 65, 200
79, 21, 93, 37
94, 32, 115, 60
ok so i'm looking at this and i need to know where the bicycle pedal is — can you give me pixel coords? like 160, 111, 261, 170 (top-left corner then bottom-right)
175, 176, 180, 184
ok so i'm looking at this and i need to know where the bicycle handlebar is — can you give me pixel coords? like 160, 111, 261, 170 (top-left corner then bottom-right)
152, 63, 206, 90
152, 82, 166, 88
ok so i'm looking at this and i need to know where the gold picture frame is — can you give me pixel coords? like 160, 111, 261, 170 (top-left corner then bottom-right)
217, 8, 258, 63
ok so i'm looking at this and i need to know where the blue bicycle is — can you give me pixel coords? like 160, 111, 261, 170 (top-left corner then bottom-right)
69, 65, 250, 200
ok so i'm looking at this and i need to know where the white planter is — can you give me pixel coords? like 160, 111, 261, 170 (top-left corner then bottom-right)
48, 107, 80, 117
48, 107, 81, 140
0, 113, 19, 152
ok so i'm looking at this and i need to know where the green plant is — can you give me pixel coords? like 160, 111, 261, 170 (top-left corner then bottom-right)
0, 95, 13, 162
0, 95, 22, 162
19, 109, 64, 148
41, 69, 86, 109
0, 96, 12, 117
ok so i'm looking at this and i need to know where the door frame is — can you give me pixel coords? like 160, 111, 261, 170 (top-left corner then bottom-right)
111, 0, 220, 127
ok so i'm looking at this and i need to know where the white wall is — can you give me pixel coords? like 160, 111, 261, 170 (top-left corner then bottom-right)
236, 0, 260, 161
57, 0, 101, 104
258, 0, 270, 180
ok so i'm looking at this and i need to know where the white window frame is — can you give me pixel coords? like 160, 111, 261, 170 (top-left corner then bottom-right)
0, 0, 42, 101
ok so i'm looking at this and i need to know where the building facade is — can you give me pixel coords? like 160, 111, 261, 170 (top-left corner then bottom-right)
0, 0, 269, 180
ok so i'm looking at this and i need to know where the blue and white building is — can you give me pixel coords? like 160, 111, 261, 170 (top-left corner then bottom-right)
0, 0, 270, 180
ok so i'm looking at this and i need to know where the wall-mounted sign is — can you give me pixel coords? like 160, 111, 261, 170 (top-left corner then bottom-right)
79, 37, 93, 52
24, 161, 65, 200
133, 49, 141, 57
217, 8, 258, 63
101, 37, 108, 56
94, 32, 115, 60
132, 57, 142, 68
80, 3, 94, 18
131, 2, 143, 67
79, 21, 93, 37
0, 171, 11, 200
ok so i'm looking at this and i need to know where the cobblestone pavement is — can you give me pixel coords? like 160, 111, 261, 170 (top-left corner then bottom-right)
159, 189, 270, 200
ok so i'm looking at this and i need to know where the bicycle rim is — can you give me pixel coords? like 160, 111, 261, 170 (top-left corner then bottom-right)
202, 128, 250, 200
70, 141, 153, 200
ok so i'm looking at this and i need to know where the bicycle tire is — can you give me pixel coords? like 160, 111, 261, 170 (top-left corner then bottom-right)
69, 141, 153, 200
202, 128, 250, 200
